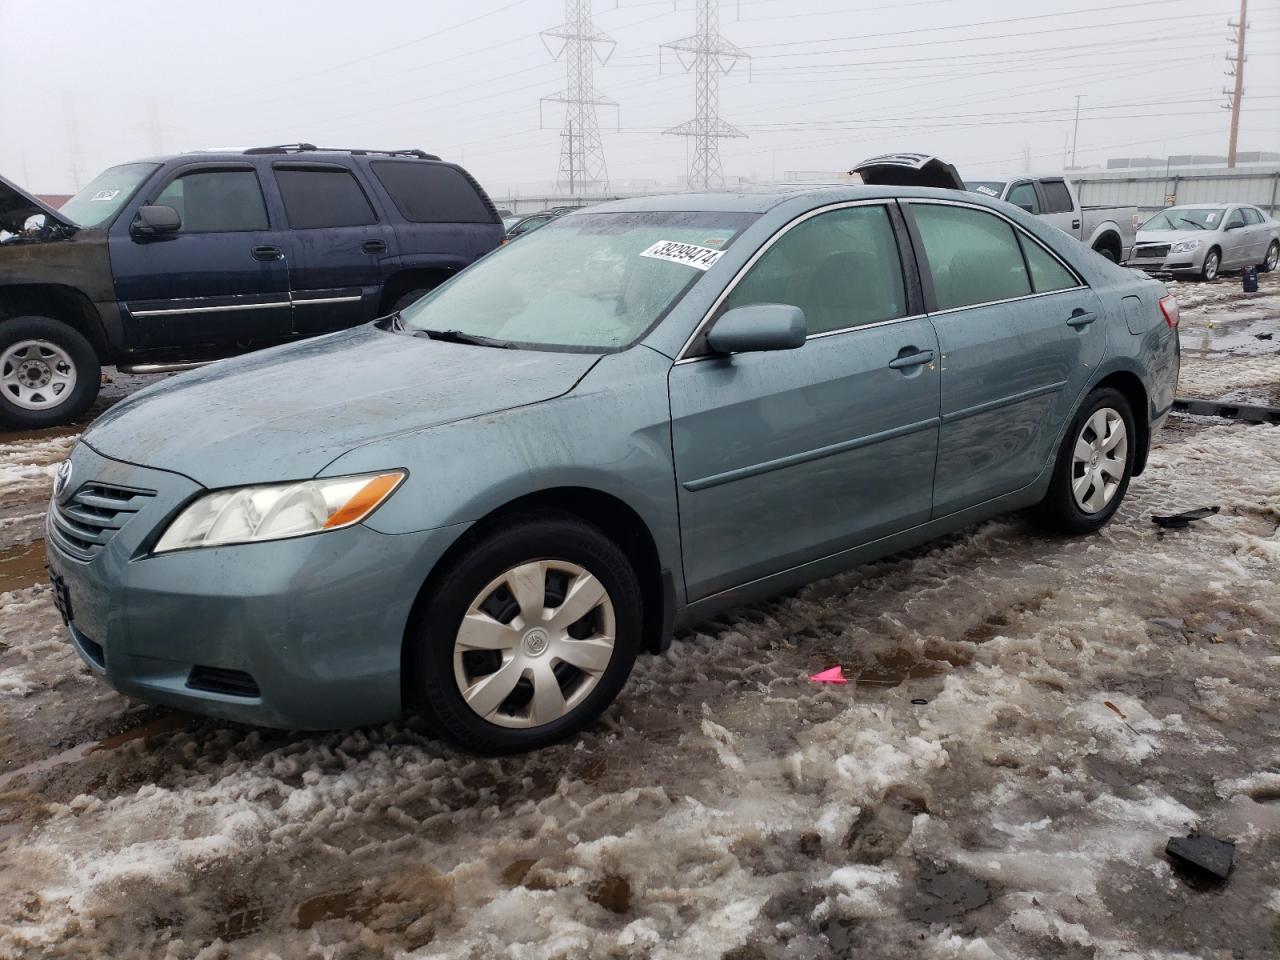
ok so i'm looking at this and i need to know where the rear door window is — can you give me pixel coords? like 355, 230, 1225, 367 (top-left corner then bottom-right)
724, 204, 906, 335
1040, 180, 1074, 214
1019, 235, 1078, 293
1241, 207, 1263, 226
911, 203, 1033, 310
274, 167, 377, 229
1006, 182, 1040, 214
153, 170, 268, 233
370, 161, 494, 223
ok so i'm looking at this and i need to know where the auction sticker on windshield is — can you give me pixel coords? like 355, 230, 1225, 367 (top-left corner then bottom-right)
640, 240, 725, 271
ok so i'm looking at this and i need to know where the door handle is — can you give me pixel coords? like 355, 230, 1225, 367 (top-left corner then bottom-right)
251, 245, 283, 261
1072, 219, 1081, 230
362, 239, 388, 254
888, 348, 935, 370
1066, 310, 1097, 328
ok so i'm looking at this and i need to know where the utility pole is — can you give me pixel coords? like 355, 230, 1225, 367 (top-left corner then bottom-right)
661, 0, 750, 191
1070, 95, 1083, 169
541, 0, 617, 195
1225, 0, 1248, 168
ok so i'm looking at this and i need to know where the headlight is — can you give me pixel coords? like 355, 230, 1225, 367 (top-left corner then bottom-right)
154, 471, 405, 553
1171, 239, 1201, 254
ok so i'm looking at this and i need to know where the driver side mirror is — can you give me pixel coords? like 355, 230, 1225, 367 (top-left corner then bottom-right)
706, 303, 807, 355
131, 204, 182, 238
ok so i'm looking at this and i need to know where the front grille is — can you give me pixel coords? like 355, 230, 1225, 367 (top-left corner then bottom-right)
1133, 244, 1170, 259
49, 482, 156, 560
187, 666, 261, 699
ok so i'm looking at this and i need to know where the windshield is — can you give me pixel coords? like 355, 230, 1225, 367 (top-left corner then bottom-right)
1141, 208, 1223, 231
59, 162, 158, 228
965, 181, 1006, 199
400, 210, 758, 351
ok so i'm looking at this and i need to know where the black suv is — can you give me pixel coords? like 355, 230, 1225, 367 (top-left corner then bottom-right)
0, 144, 503, 428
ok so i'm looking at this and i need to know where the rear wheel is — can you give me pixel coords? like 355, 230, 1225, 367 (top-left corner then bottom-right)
1261, 240, 1279, 273
408, 513, 642, 753
1200, 248, 1221, 282
0, 316, 101, 429
1030, 387, 1136, 535
1094, 245, 1119, 263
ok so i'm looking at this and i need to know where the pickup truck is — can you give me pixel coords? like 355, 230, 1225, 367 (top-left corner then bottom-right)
963, 175, 1137, 264
0, 145, 503, 428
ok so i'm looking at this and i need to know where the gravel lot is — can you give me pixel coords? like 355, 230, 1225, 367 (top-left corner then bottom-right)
1, 275, 1278, 960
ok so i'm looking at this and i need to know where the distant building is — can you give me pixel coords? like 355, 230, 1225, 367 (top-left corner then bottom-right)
1107, 152, 1280, 170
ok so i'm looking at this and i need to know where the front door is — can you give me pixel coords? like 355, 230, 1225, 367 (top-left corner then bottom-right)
110, 165, 293, 349
271, 164, 396, 334
904, 200, 1106, 517
669, 203, 940, 601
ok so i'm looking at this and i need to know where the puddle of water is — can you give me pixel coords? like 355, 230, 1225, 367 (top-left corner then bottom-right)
0, 712, 190, 792
856, 649, 943, 687
905, 860, 993, 924
1181, 315, 1280, 356
587, 874, 631, 914
296, 888, 372, 929
0, 540, 47, 594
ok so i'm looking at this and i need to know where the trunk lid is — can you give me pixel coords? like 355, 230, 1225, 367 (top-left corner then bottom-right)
849, 153, 965, 190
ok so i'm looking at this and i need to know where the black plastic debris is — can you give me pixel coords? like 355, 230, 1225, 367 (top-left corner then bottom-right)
910, 698, 929, 706
1256, 332, 1274, 341
1151, 506, 1220, 529
1166, 834, 1234, 881
1242, 266, 1258, 293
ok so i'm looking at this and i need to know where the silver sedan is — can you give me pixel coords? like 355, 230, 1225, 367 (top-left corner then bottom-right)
1128, 203, 1279, 281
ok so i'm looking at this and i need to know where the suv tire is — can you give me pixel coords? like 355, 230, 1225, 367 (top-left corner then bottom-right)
1029, 387, 1136, 535
408, 512, 642, 754
0, 316, 101, 430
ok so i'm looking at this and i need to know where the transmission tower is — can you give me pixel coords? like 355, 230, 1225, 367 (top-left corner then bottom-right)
1223, 0, 1248, 168
661, 0, 750, 190
541, 1, 616, 194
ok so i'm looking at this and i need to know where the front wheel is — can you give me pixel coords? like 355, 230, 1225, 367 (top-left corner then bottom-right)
1030, 387, 1136, 535
0, 316, 101, 429
1261, 240, 1279, 273
1200, 248, 1221, 282
408, 513, 642, 753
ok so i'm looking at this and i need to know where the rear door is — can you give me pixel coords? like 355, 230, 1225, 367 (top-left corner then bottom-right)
1036, 178, 1078, 238
1220, 207, 1250, 268
271, 163, 396, 334
903, 199, 1105, 517
1241, 207, 1267, 262
109, 164, 293, 348
668, 201, 941, 601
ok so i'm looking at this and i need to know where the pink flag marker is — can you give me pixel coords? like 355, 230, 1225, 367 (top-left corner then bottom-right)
809, 665, 848, 684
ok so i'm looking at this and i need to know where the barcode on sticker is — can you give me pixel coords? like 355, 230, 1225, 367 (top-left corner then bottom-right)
640, 240, 725, 271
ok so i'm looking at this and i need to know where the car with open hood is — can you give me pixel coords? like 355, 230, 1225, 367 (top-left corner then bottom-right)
47, 182, 1179, 753
0, 146, 502, 429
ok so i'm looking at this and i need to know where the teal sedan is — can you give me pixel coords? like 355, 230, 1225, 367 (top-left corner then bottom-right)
47, 184, 1179, 752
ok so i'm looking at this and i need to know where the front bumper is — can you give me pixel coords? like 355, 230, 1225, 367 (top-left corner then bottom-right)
46, 441, 470, 729
1127, 243, 1206, 275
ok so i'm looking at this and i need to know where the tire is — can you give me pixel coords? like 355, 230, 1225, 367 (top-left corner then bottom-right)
0, 316, 101, 430
407, 512, 642, 754
1261, 240, 1279, 273
1029, 387, 1136, 535
1094, 245, 1119, 263
1199, 247, 1221, 282
391, 288, 434, 313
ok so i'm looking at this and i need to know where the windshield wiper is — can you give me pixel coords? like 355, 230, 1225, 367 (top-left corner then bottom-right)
1175, 217, 1205, 230
376, 310, 406, 332
417, 328, 515, 349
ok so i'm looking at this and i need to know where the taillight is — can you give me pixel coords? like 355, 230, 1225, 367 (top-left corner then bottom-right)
1158, 294, 1179, 328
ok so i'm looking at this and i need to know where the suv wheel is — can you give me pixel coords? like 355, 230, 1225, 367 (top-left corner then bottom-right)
408, 512, 642, 753
1030, 387, 1136, 535
0, 316, 101, 429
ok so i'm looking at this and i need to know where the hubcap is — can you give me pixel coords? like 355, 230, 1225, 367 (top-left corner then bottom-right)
1071, 407, 1127, 514
1204, 253, 1219, 280
452, 559, 616, 729
1267, 244, 1278, 271
1, 339, 77, 411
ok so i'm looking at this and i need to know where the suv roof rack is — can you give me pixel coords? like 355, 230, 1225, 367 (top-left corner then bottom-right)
242, 143, 441, 161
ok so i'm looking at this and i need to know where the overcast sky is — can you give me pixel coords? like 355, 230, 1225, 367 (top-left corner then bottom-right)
2, 0, 1277, 198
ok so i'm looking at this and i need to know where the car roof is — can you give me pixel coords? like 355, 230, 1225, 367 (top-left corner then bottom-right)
568, 183, 1002, 215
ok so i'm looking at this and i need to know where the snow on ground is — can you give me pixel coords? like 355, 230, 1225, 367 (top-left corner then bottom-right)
0, 284, 1277, 959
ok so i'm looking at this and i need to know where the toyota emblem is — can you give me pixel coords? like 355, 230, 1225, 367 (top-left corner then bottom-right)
53, 460, 73, 499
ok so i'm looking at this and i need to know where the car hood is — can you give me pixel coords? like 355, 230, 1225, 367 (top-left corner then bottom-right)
83, 325, 601, 487
0, 174, 77, 234
1135, 229, 1211, 244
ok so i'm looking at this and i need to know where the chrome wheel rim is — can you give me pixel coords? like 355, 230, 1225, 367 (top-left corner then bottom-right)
452, 559, 615, 729
1203, 252, 1219, 280
1266, 244, 1278, 272
1071, 407, 1127, 514
0, 339, 77, 411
